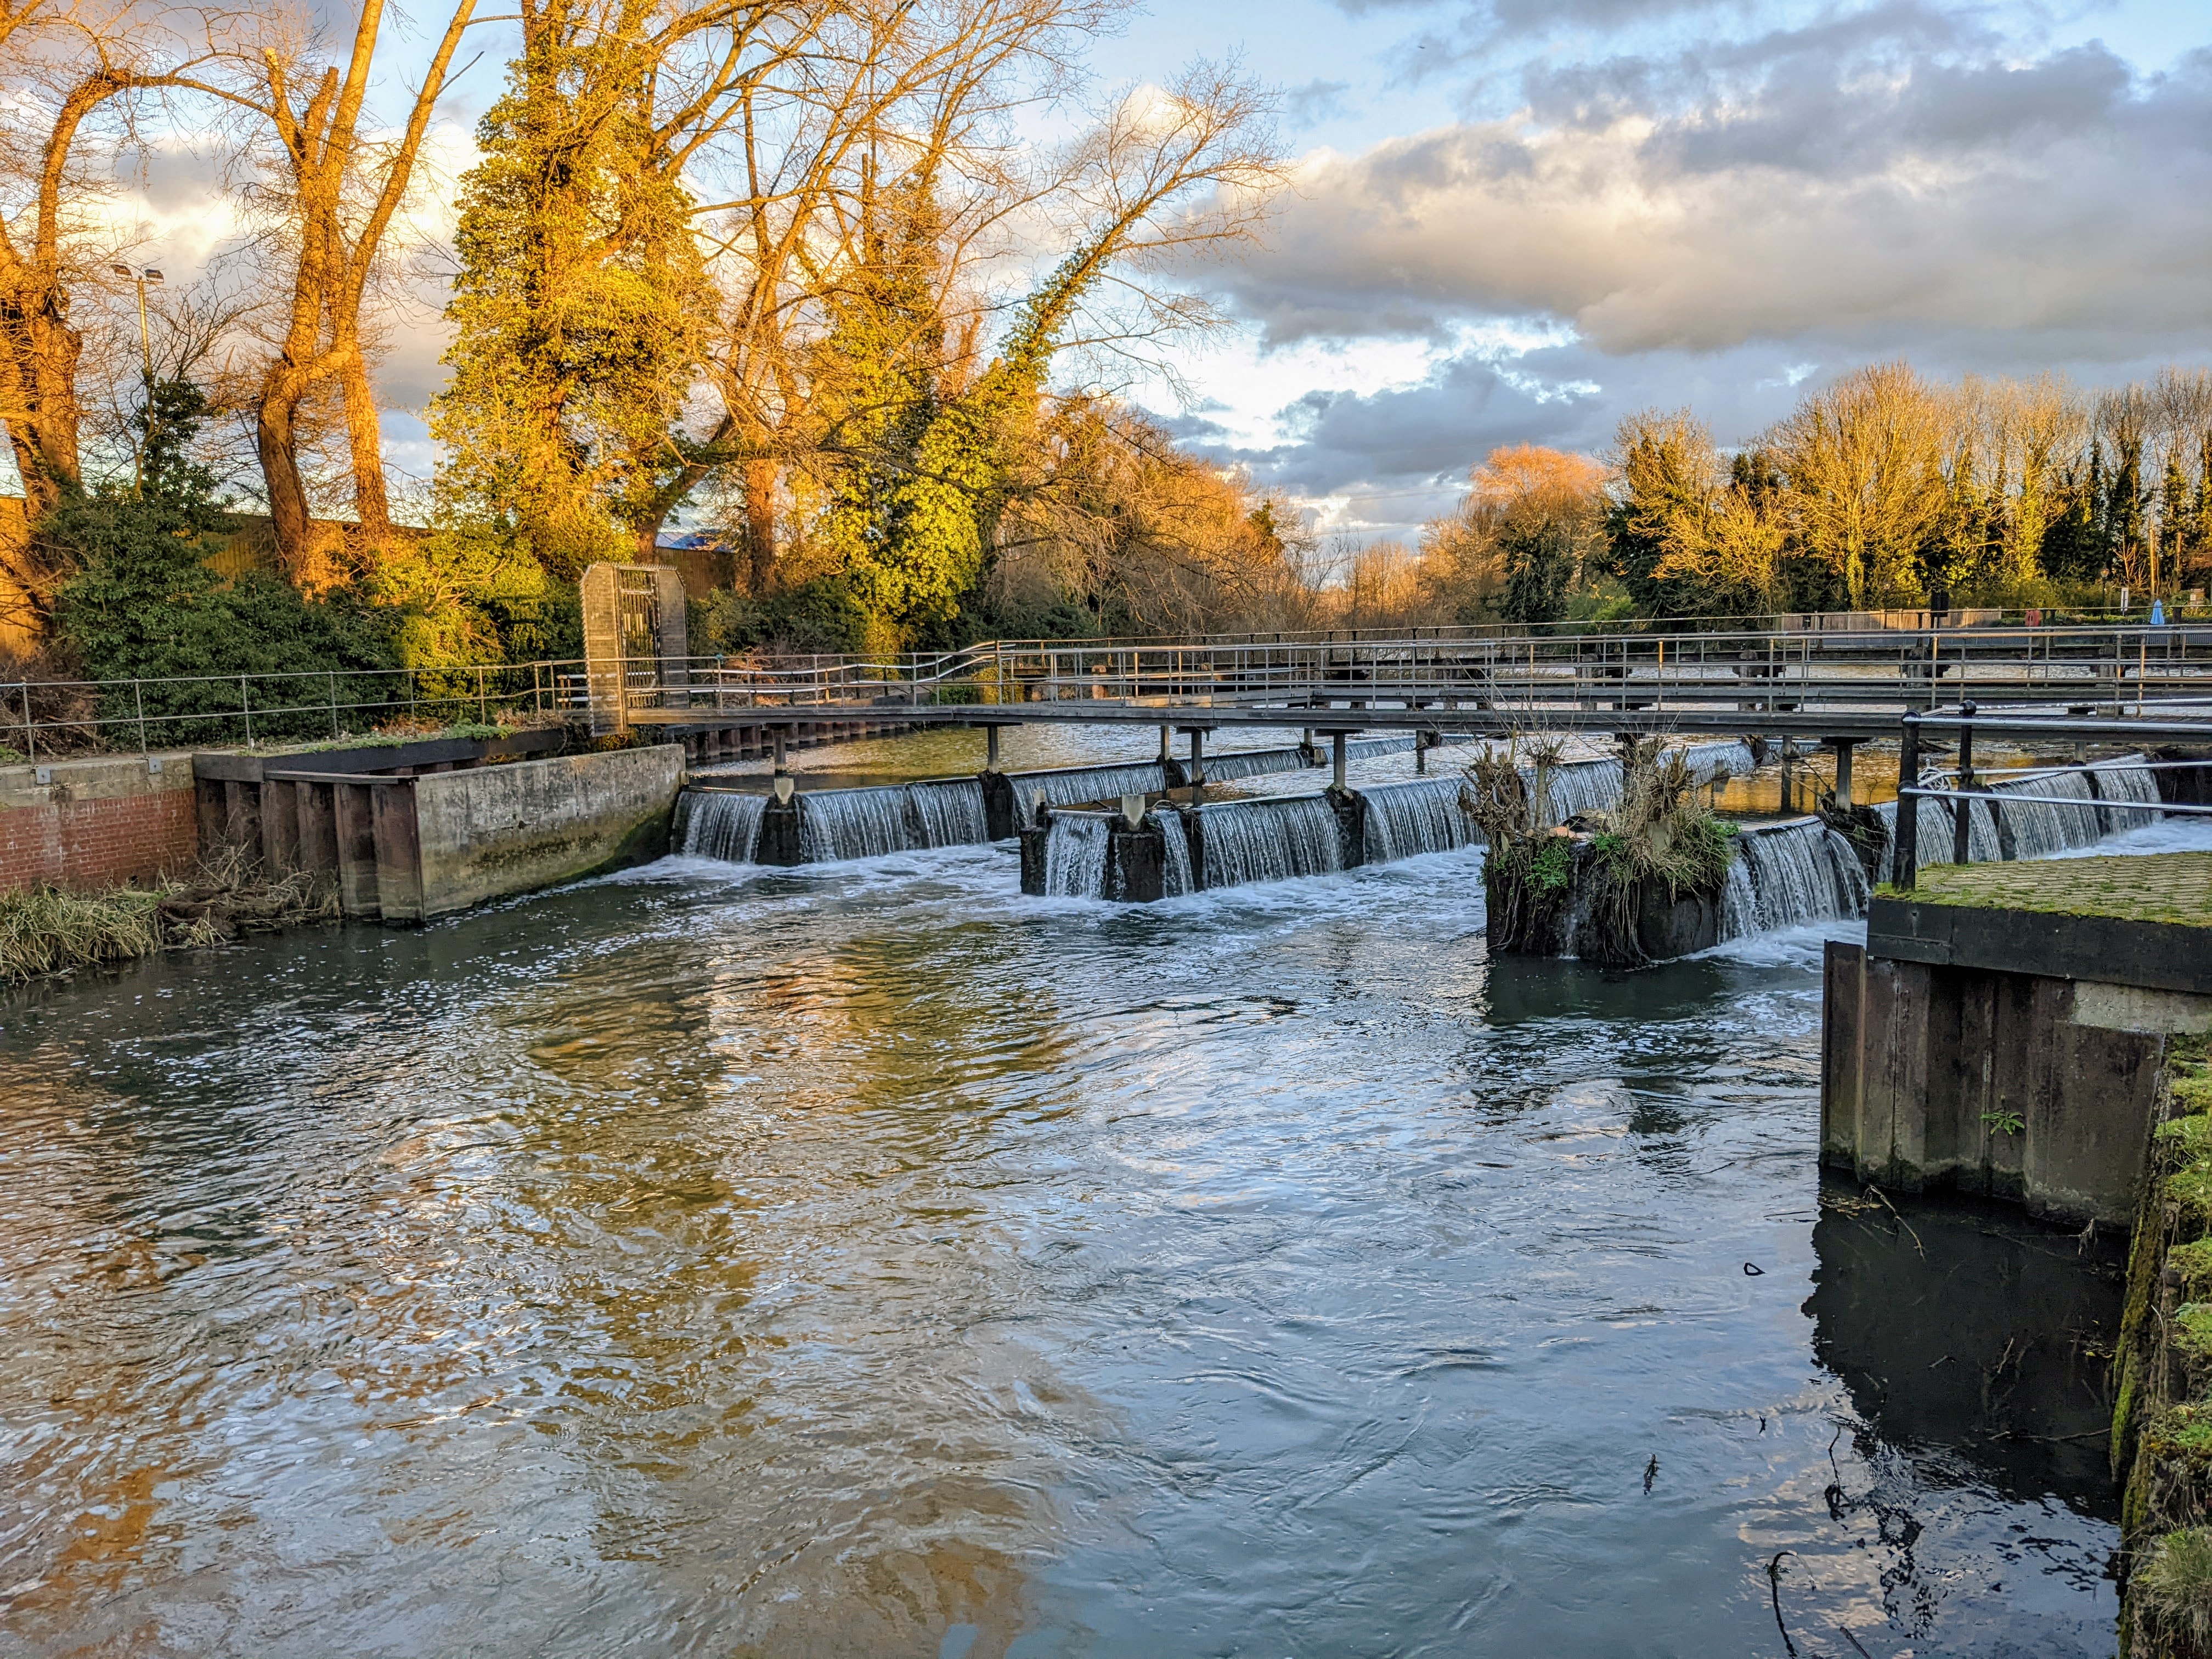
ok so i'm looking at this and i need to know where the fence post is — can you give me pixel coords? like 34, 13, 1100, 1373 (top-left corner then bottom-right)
478, 664, 488, 725
1951, 702, 1977, 865
328, 670, 339, 737
134, 679, 147, 754
21, 682, 33, 761
241, 674, 253, 747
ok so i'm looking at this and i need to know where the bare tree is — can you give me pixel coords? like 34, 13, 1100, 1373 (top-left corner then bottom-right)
0, 0, 207, 518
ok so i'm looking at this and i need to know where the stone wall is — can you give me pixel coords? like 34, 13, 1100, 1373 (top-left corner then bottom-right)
0, 753, 200, 892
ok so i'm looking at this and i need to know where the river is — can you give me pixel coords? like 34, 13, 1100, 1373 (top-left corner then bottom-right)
0, 732, 2145, 1656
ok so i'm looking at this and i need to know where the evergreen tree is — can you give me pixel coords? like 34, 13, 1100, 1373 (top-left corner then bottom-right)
2162, 450, 2191, 588
429, 30, 713, 577
47, 376, 396, 740
1499, 518, 1575, 624
2109, 432, 2146, 583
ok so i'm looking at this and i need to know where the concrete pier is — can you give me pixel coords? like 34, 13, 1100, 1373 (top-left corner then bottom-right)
1821, 854, 2212, 1226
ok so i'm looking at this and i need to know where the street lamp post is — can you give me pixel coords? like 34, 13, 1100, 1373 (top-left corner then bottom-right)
109, 263, 163, 493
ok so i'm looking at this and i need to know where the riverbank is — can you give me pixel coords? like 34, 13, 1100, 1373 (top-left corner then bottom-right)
0, 845, 337, 984
2114, 1041, 2212, 1655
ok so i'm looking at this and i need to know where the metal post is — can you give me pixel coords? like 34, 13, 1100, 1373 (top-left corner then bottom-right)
478, 664, 488, 725
1831, 739, 1854, 809
1892, 714, 1920, 889
241, 674, 253, 747
327, 669, 338, 737
22, 682, 35, 761
133, 679, 147, 754
1779, 740, 1792, 815
1951, 702, 1976, 865
1332, 731, 1347, 792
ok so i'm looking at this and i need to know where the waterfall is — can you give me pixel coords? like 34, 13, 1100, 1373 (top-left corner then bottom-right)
1040, 814, 1113, 897
1158, 808, 1196, 896
1681, 740, 1757, 784
1729, 821, 1871, 933
1873, 755, 2165, 870
1346, 736, 1417, 761
911, 779, 990, 846
793, 778, 990, 862
1203, 747, 1311, 781
1194, 796, 1346, 888
675, 791, 765, 863
1011, 763, 1170, 828
1541, 758, 1627, 823
1361, 777, 1477, 861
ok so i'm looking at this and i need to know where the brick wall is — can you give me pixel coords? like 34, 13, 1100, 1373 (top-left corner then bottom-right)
0, 754, 201, 893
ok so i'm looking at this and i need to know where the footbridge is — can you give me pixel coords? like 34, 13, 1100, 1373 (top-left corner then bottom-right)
616, 621, 2212, 749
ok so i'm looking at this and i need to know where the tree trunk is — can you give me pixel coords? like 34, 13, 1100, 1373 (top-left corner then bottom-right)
256, 365, 313, 584
744, 458, 777, 594
0, 284, 84, 519
338, 344, 392, 560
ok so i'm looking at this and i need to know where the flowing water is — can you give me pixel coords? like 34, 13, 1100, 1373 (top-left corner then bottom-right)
1011, 764, 1171, 830
673, 789, 764, 862
1039, 814, 1114, 899
0, 845, 2125, 1657
1718, 822, 1875, 939
1193, 794, 1346, 888
1876, 756, 2166, 870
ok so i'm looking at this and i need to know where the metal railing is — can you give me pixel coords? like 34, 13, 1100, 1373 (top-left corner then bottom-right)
1889, 706, 2212, 889
9, 619, 2212, 761
3, 661, 589, 760
616, 622, 2212, 723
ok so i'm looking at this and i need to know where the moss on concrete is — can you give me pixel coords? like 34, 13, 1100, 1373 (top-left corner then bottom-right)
1884, 853, 2212, 929
2116, 1041, 2212, 1655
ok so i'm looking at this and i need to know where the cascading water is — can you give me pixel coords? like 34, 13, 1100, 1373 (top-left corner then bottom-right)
794, 779, 990, 862
1158, 809, 1196, 897
1539, 758, 1626, 823
1681, 740, 1757, 785
1361, 778, 1477, 861
675, 791, 766, 863
1346, 736, 1417, 761
1040, 814, 1113, 897
1202, 747, 1311, 782
1012, 763, 1170, 828
1720, 821, 1871, 936
1874, 755, 2165, 871
1195, 796, 1346, 889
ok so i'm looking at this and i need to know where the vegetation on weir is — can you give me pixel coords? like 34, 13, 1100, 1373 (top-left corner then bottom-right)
0, 845, 338, 988
1463, 736, 1737, 969
2113, 1041, 2212, 1657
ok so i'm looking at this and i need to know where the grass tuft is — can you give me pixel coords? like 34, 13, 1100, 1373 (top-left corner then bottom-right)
2137, 1527, 2212, 1647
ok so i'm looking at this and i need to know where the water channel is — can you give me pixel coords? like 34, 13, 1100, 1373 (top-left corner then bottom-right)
1, 724, 2170, 1656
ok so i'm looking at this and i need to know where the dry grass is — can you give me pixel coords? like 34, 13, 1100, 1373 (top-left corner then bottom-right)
0, 844, 338, 986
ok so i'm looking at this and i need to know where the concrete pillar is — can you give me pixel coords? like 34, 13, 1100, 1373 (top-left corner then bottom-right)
986, 725, 1001, 772
1332, 731, 1347, 792
1159, 725, 1171, 762
1188, 729, 1205, 792
1830, 738, 1855, 809
772, 727, 788, 783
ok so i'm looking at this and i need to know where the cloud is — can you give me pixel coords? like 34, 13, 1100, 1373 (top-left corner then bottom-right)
1223, 26, 2212, 364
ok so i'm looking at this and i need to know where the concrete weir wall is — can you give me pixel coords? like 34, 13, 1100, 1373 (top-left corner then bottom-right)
1821, 898, 2212, 1227
399, 746, 684, 919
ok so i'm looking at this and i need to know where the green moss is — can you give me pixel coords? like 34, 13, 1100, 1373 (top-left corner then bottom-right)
2176, 1305, 2212, 1362
2176, 1071, 2212, 1116
2172, 1162, 2212, 1227
2174, 1240, 2212, 1301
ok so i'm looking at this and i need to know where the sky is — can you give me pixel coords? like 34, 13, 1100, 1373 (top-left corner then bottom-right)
67, 0, 2212, 543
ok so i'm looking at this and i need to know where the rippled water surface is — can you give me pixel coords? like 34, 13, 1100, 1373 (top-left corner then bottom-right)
1, 825, 2126, 1654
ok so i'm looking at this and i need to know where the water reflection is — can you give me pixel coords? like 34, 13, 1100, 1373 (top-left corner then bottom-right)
0, 817, 2125, 1656
1807, 1178, 2124, 1512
